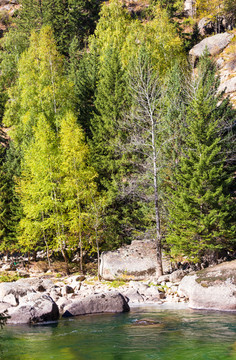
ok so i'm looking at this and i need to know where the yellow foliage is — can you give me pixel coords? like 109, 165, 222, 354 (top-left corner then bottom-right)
91, 1, 184, 77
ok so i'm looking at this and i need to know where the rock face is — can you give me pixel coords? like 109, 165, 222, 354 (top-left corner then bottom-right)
62, 292, 130, 317
100, 240, 173, 280
178, 260, 236, 311
189, 32, 234, 63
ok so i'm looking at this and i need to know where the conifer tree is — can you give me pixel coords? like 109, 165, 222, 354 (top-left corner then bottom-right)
18, 115, 66, 265
0, 143, 22, 254
4, 26, 74, 149
0, 120, 21, 254
16, 0, 102, 55
60, 112, 97, 271
90, 44, 133, 246
166, 57, 236, 262
69, 41, 99, 138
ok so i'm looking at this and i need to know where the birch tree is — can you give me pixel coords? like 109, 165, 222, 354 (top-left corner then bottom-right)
124, 50, 167, 277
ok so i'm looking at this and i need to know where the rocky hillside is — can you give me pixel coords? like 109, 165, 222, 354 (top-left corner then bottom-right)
189, 30, 236, 106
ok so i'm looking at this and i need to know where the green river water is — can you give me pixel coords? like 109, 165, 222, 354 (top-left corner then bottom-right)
0, 304, 236, 360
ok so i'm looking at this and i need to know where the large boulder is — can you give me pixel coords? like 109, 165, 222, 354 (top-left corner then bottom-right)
189, 32, 234, 64
7, 295, 59, 324
62, 292, 130, 317
178, 260, 236, 311
100, 240, 173, 281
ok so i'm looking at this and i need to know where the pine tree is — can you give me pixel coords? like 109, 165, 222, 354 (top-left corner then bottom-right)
68, 41, 99, 138
0, 120, 21, 254
166, 57, 236, 262
90, 44, 133, 247
16, 0, 102, 55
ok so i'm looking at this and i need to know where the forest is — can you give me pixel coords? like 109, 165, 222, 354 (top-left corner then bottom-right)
0, 0, 235, 277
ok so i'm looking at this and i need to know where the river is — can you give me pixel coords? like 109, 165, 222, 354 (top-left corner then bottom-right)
0, 304, 235, 360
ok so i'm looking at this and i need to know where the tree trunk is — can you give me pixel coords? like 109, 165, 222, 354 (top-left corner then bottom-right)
79, 232, 83, 273
150, 108, 163, 278
95, 226, 100, 281
61, 248, 70, 275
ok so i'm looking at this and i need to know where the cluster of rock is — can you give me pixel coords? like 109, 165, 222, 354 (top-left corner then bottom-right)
0, 277, 130, 325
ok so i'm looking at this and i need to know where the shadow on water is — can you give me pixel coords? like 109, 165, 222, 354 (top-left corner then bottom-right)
0, 306, 236, 360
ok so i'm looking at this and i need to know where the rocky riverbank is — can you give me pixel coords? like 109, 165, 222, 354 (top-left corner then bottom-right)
0, 259, 235, 324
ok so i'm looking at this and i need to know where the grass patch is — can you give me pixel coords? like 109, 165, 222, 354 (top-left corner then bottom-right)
108, 280, 127, 288
0, 272, 23, 283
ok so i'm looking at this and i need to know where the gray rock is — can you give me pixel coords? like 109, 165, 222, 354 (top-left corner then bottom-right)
123, 289, 144, 304
216, 57, 225, 69
56, 298, 72, 314
62, 292, 130, 317
62, 285, 74, 296
18, 292, 43, 304
145, 285, 160, 301
218, 77, 236, 94
3, 293, 18, 306
189, 33, 234, 64
169, 270, 186, 283
7, 296, 59, 324
1, 263, 14, 271
179, 260, 236, 311
0, 302, 12, 313
100, 240, 173, 280
158, 274, 170, 283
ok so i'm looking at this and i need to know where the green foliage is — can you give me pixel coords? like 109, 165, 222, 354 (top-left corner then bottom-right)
166, 56, 236, 262
0, 271, 22, 283
68, 41, 99, 137
4, 26, 74, 149
0, 143, 22, 253
150, 0, 185, 18
90, 44, 135, 247
107, 279, 126, 288
18, 116, 60, 253
60, 111, 98, 268
92, 0, 184, 76
16, 0, 102, 55
0, 311, 9, 327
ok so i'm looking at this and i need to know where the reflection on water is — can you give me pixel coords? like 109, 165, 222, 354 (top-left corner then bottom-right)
0, 305, 236, 360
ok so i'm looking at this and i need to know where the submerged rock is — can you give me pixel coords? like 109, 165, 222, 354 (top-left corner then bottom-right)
132, 319, 162, 327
